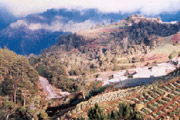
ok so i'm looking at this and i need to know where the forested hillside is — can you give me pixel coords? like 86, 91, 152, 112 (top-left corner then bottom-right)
0, 48, 48, 120
30, 15, 180, 89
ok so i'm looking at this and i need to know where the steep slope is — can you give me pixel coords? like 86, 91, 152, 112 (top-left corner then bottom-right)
0, 28, 64, 55
0, 8, 131, 55
1, 8, 180, 55
30, 16, 180, 88
0, 48, 49, 119
61, 68, 180, 119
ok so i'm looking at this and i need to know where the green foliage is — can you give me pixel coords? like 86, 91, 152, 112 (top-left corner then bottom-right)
87, 103, 143, 120
168, 51, 176, 60
0, 48, 39, 104
39, 110, 49, 120
30, 54, 83, 92
118, 103, 132, 119
88, 103, 106, 120
86, 85, 109, 99
0, 98, 16, 119
107, 111, 119, 120
107, 103, 141, 120
0, 48, 46, 120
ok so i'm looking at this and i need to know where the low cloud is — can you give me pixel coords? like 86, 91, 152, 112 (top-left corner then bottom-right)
9, 16, 96, 32
10, 20, 28, 28
0, 0, 180, 17
63, 20, 96, 32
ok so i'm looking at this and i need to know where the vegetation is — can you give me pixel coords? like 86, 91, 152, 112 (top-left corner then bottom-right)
63, 68, 180, 119
29, 54, 85, 92
168, 51, 177, 60
0, 48, 47, 120
88, 103, 106, 120
107, 103, 142, 120
1, 16, 180, 120
86, 103, 142, 120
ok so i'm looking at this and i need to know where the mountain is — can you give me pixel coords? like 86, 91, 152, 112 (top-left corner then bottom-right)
31, 15, 180, 76
0, 13, 180, 119
0, 28, 64, 55
29, 15, 180, 101
2, 8, 180, 55
0, 8, 132, 55
30, 14, 180, 118
0, 5, 17, 30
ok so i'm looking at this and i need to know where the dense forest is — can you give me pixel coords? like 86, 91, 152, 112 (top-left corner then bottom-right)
0, 48, 48, 120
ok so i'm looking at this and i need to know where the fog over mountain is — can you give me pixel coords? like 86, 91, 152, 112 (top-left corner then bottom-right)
0, 5, 17, 30
0, 8, 132, 55
1, 0, 180, 17
1, 1, 180, 55
0, 1, 180, 120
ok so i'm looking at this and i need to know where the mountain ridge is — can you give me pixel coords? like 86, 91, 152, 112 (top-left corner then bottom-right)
1, 8, 180, 55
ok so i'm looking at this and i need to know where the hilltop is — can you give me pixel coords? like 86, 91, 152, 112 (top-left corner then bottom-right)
0, 8, 131, 55
1, 8, 180, 55
31, 15, 180, 85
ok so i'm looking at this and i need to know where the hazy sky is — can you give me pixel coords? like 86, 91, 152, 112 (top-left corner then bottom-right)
0, 0, 180, 17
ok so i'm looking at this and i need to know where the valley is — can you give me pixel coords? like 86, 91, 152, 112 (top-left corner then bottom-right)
1, 13, 180, 119
29, 15, 180, 119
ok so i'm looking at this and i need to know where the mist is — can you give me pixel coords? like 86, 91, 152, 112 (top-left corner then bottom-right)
0, 0, 180, 17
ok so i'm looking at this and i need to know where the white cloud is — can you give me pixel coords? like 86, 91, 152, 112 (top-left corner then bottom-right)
9, 16, 64, 32
63, 20, 96, 32
9, 16, 96, 32
0, 0, 180, 17
10, 20, 28, 28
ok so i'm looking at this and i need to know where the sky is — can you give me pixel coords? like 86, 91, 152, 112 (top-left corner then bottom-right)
0, 0, 180, 17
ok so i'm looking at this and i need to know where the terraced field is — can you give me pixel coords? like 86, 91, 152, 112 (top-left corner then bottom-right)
60, 69, 180, 119
133, 77, 180, 119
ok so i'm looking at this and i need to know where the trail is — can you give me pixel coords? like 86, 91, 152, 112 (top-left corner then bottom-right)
39, 76, 58, 99
39, 76, 70, 99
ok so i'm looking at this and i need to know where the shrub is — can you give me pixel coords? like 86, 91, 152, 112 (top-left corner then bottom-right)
87, 103, 143, 120
88, 103, 106, 120
168, 52, 176, 60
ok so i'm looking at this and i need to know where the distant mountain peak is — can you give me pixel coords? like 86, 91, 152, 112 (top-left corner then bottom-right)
1, 8, 180, 55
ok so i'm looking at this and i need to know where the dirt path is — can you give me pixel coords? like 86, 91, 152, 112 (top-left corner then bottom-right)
39, 76, 60, 99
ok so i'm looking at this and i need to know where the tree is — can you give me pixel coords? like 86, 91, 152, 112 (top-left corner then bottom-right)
88, 103, 106, 120
118, 103, 132, 119
168, 52, 176, 60
87, 103, 143, 120
38, 110, 49, 120
0, 98, 17, 120
107, 111, 119, 120
117, 103, 142, 120
2, 75, 18, 103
